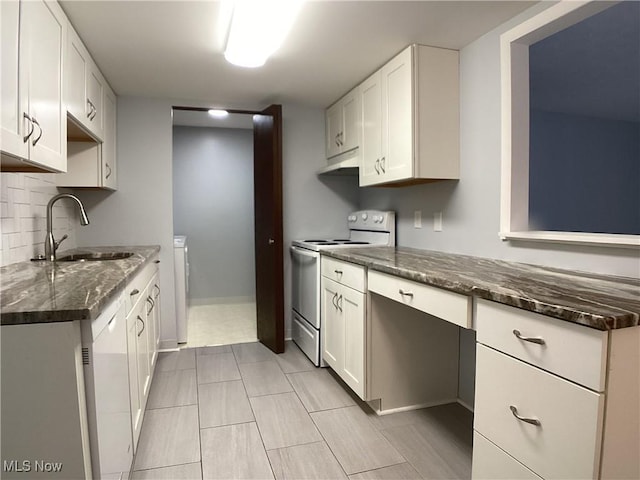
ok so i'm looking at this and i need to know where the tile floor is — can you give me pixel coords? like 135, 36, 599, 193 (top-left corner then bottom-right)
184, 303, 257, 348
132, 341, 473, 480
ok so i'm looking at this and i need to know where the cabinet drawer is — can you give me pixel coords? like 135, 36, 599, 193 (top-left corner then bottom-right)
368, 270, 471, 328
476, 299, 607, 391
124, 257, 159, 314
472, 431, 541, 480
321, 257, 365, 292
475, 345, 604, 480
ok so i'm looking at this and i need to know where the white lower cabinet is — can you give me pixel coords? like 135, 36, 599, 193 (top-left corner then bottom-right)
321, 258, 366, 399
126, 299, 143, 451
82, 295, 133, 480
125, 256, 160, 453
475, 344, 604, 480
473, 298, 639, 480
472, 431, 542, 480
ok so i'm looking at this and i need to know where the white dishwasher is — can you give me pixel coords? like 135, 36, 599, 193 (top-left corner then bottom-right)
174, 235, 189, 343
81, 293, 133, 479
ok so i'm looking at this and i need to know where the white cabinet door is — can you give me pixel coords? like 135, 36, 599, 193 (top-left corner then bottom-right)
0, 0, 28, 160
86, 64, 104, 139
151, 273, 161, 362
360, 71, 383, 186
326, 101, 342, 159
341, 88, 360, 153
66, 25, 104, 141
134, 298, 151, 411
22, 0, 66, 172
321, 276, 342, 369
90, 300, 133, 478
66, 27, 88, 129
102, 87, 117, 189
325, 87, 360, 160
321, 274, 366, 400
126, 304, 142, 451
341, 285, 365, 399
381, 46, 413, 183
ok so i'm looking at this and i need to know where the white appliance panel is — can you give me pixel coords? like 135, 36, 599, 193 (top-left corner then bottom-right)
174, 235, 189, 343
290, 246, 321, 329
292, 311, 320, 366
84, 295, 133, 479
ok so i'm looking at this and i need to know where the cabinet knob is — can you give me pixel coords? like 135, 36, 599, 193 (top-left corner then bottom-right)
154, 260, 160, 264
130, 288, 140, 296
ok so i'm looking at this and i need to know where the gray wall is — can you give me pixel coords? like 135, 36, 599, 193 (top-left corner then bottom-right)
76, 98, 358, 347
173, 126, 256, 303
75, 97, 177, 347
529, 110, 639, 234
359, 1, 639, 279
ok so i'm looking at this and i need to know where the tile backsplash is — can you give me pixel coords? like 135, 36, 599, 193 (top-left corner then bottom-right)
1, 172, 79, 266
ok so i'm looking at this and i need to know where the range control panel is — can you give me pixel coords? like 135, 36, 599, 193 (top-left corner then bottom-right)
347, 210, 395, 231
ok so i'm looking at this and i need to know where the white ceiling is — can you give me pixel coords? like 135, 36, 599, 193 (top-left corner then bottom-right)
59, 0, 537, 109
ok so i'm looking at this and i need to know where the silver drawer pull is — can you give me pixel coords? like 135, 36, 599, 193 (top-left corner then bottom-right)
399, 289, 413, 298
510, 405, 541, 426
513, 329, 546, 345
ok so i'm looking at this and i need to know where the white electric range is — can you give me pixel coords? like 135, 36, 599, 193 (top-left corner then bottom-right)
290, 210, 396, 365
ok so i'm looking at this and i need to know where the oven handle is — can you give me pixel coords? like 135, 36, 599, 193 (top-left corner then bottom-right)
290, 246, 320, 261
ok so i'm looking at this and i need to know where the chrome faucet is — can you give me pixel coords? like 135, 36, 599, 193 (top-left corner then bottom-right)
45, 193, 90, 261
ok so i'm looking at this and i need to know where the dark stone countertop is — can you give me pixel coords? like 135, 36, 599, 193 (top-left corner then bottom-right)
1, 245, 160, 326
322, 247, 640, 331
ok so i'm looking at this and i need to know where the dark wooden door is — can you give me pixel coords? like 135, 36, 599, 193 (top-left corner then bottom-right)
253, 104, 284, 353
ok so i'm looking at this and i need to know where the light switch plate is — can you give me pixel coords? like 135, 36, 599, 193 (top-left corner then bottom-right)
414, 210, 422, 228
434, 212, 443, 231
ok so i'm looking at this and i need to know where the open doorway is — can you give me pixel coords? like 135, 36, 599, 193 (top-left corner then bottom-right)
171, 106, 284, 353
172, 109, 256, 347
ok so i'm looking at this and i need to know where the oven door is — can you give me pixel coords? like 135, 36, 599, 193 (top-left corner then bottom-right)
290, 246, 320, 329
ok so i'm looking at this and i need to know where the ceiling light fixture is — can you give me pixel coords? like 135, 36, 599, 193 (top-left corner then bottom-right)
208, 109, 229, 117
224, 0, 304, 68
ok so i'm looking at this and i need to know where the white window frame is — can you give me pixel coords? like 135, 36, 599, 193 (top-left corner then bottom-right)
499, 0, 640, 248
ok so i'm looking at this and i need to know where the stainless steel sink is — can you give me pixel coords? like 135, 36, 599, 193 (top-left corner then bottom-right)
56, 252, 135, 262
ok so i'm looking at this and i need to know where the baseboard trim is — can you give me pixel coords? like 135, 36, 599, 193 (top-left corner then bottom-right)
189, 296, 256, 306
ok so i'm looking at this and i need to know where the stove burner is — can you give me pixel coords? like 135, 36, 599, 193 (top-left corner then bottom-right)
304, 239, 328, 242
342, 241, 369, 244
332, 239, 350, 242
316, 242, 339, 245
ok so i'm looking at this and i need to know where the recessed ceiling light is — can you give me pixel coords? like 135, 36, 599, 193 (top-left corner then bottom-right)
224, 0, 304, 68
208, 109, 229, 118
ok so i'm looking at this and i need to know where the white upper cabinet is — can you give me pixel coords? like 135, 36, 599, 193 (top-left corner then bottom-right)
101, 87, 117, 189
1, 0, 67, 172
57, 82, 117, 190
66, 25, 104, 141
325, 87, 361, 159
359, 44, 459, 187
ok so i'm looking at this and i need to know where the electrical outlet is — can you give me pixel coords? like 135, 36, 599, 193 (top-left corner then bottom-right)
414, 210, 422, 228
434, 212, 443, 232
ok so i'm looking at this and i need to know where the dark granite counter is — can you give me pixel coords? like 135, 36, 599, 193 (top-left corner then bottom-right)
322, 247, 640, 331
1, 245, 160, 325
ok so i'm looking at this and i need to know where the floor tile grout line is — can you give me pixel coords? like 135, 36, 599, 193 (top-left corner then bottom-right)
194, 351, 204, 480
306, 406, 353, 479
238, 353, 277, 480
131, 460, 202, 474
